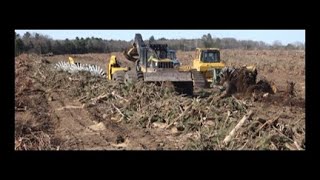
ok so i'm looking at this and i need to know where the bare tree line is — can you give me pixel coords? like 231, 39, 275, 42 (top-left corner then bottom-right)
15, 32, 305, 56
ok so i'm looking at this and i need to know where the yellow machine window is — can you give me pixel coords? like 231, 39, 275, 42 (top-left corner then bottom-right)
201, 51, 220, 63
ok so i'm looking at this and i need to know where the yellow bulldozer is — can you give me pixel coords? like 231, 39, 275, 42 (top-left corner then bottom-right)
179, 48, 226, 88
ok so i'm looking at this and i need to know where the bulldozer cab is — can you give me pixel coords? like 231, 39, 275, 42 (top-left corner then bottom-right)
138, 44, 174, 69
193, 48, 224, 69
124, 34, 177, 71
197, 48, 220, 63
149, 44, 168, 59
167, 50, 181, 67
167, 50, 177, 60
157, 50, 167, 59
201, 50, 220, 63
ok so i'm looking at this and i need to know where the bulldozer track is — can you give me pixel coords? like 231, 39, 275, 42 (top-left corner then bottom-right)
191, 70, 207, 88
113, 71, 125, 83
137, 71, 144, 80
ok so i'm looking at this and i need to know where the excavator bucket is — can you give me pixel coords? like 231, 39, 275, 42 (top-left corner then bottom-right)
123, 34, 145, 62
123, 47, 139, 62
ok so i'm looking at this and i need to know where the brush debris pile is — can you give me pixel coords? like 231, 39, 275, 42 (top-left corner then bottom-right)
46, 66, 304, 150
15, 54, 305, 150
15, 54, 61, 150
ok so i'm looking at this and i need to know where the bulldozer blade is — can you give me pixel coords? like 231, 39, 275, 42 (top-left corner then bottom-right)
143, 71, 192, 82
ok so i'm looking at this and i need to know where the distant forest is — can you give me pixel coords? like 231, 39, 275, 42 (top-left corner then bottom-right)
15, 32, 305, 56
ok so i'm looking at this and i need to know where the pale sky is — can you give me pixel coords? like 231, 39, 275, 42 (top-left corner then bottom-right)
15, 30, 305, 45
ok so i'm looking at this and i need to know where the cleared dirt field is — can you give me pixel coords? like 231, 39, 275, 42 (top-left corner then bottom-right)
15, 50, 305, 150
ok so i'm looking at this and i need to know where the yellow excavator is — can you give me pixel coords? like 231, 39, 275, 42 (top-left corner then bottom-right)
120, 33, 194, 95
107, 55, 129, 81
68, 56, 75, 64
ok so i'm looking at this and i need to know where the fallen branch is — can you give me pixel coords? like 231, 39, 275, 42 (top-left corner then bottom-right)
56, 104, 85, 111
166, 104, 192, 129
111, 91, 128, 102
15, 137, 24, 150
91, 94, 108, 104
293, 118, 303, 125
223, 110, 253, 145
285, 143, 296, 150
271, 142, 279, 150
111, 103, 126, 121
178, 105, 184, 114
217, 137, 222, 150
15, 106, 27, 111
294, 141, 303, 150
222, 111, 231, 128
78, 96, 88, 102
68, 77, 81, 81
239, 140, 249, 150
146, 114, 154, 128
252, 115, 280, 137
273, 126, 295, 143
37, 69, 46, 80
232, 95, 247, 111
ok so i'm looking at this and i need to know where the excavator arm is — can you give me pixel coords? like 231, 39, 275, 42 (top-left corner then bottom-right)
123, 34, 146, 62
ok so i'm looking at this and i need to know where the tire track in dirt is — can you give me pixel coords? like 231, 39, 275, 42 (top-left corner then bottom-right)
49, 92, 109, 150
49, 91, 179, 150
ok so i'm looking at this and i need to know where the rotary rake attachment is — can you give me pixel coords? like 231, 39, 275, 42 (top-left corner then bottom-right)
54, 61, 106, 78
